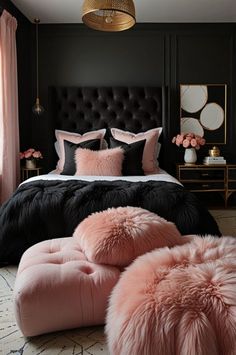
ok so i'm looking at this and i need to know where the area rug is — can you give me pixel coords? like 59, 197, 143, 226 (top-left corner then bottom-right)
0, 267, 108, 355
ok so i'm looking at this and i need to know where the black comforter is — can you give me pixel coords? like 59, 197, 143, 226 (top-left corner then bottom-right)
0, 179, 220, 265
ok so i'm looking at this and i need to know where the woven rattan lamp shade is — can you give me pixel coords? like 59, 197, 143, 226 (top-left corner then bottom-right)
82, 0, 136, 32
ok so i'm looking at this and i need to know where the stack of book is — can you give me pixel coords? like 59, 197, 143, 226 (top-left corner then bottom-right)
203, 156, 226, 165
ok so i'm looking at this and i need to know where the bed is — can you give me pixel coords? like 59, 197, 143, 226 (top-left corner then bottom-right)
0, 87, 220, 265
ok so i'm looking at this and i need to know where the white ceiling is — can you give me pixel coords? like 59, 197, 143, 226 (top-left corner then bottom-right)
10, 0, 236, 24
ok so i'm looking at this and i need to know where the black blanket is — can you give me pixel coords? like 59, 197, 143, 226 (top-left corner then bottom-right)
0, 179, 220, 265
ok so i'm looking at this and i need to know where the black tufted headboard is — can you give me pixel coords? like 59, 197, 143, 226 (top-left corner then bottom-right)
49, 86, 168, 169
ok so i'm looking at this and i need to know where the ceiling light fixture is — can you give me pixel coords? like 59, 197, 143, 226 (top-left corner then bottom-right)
82, 0, 136, 32
32, 18, 44, 116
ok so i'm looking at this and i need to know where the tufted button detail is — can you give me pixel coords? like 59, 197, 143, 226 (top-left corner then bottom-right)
94, 111, 101, 119
79, 265, 94, 274
69, 101, 76, 110
77, 111, 84, 118
53, 87, 163, 135
86, 102, 92, 109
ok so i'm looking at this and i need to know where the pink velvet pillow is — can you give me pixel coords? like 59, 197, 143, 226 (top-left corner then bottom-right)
55, 129, 106, 171
75, 147, 124, 176
73, 206, 184, 267
110, 127, 162, 174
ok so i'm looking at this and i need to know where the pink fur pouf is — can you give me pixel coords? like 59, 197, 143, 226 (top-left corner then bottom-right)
106, 235, 236, 355
73, 206, 184, 267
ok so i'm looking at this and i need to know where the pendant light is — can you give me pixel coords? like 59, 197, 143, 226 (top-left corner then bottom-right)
82, 0, 136, 32
32, 18, 44, 116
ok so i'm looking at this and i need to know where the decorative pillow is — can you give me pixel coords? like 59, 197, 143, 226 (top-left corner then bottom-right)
110, 127, 162, 174
73, 206, 184, 267
54, 141, 60, 157
109, 137, 145, 176
156, 142, 161, 165
61, 139, 101, 175
55, 129, 106, 171
106, 235, 236, 355
75, 147, 124, 176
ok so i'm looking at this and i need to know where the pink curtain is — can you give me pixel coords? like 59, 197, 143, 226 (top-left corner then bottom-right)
0, 10, 20, 204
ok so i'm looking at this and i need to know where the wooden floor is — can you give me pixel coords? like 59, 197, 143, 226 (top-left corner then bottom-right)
210, 209, 236, 237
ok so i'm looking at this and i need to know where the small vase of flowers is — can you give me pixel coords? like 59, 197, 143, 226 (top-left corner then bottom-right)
172, 133, 206, 164
20, 148, 43, 169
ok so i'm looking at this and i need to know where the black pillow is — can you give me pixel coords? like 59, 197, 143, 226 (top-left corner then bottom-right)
61, 139, 101, 175
110, 137, 145, 176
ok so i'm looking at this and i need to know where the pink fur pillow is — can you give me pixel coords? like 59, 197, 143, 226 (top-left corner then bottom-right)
73, 206, 184, 267
106, 235, 236, 355
75, 147, 124, 176
110, 127, 162, 174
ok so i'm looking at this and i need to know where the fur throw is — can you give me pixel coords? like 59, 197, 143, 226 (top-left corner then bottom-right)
0, 180, 220, 265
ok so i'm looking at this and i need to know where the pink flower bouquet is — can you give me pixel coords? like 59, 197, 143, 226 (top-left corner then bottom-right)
20, 148, 43, 160
172, 133, 206, 150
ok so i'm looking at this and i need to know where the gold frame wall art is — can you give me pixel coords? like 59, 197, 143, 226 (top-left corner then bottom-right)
180, 84, 227, 144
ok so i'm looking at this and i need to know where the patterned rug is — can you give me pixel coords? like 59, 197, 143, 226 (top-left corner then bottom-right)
0, 267, 108, 355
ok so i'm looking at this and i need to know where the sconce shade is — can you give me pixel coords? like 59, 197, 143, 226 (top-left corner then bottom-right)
82, 0, 136, 32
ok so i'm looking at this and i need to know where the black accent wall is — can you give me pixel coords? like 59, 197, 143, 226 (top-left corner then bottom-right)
29, 23, 235, 174
1, 3, 236, 175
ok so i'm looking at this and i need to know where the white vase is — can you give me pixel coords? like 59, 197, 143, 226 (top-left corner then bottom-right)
184, 148, 197, 165
26, 159, 36, 169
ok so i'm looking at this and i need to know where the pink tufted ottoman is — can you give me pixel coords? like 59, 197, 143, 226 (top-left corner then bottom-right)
13, 237, 120, 337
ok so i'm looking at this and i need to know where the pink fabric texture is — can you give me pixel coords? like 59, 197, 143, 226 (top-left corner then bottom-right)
73, 206, 183, 267
75, 147, 124, 176
0, 11, 20, 204
14, 237, 120, 337
106, 235, 236, 355
110, 127, 162, 174
55, 128, 106, 171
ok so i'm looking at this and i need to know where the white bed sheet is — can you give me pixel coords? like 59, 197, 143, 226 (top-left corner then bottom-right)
20, 168, 181, 186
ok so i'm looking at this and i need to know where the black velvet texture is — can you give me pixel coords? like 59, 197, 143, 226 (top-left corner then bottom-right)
61, 139, 101, 175
110, 137, 145, 176
51, 87, 163, 134
0, 180, 221, 265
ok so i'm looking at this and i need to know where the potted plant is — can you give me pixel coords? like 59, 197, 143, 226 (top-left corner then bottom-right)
20, 148, 43, 169
172, 133, 205, 164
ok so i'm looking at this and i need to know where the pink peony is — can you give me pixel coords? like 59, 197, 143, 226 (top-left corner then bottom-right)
26, 148, 35, 153
172, 132, 206, 150
190, 138, 197, 147
24, 151, 32, 159
175, 134, 184, 146
182, 139, 190, 148
19, 148, 43, 160
32, 151, 43, 159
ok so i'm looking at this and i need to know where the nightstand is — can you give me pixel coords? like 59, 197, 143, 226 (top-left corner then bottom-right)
176, 164, 236, 208
21, 167, 42, 181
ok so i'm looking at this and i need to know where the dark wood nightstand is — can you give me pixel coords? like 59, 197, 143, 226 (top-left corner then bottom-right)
176, 164, 236, 208
21, 167, 42, 182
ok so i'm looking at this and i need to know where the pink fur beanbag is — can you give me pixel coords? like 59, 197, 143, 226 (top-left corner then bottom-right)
13, 237, 120, 337
73, 206, 183, 267
106, 236, 236, 355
